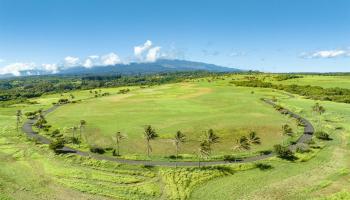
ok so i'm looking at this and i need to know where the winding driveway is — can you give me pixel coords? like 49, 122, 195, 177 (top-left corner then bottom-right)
22, 98, 314, 166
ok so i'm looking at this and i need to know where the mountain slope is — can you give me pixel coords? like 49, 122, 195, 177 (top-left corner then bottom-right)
0, 59, 241, 77
60, 59, 240, 75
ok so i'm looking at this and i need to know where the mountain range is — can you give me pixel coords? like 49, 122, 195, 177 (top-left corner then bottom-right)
0, 59, 241, 78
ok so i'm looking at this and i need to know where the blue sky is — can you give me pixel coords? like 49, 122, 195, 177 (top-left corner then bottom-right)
0, 0, 350, 75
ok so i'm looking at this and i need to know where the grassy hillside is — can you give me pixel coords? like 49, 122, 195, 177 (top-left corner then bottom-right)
45, 80, 297, 158
1, 74, 350, 200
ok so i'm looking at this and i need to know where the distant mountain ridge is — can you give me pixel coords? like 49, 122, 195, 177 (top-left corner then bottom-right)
59, 59, 241, 75
0, 59, 241, 78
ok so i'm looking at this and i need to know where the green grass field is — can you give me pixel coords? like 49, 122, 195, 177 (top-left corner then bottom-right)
1, 74, 350, 200
268, 75, 350, 89
45, 80, 298, 157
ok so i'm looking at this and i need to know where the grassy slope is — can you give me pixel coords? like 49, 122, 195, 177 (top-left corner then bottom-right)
190, 86, 350, 200
1, 74, 350, 200
270, 75, 350, 89
45, 80, 296, 157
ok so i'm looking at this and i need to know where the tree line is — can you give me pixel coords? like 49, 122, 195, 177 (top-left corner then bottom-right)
0, 71, 220, 106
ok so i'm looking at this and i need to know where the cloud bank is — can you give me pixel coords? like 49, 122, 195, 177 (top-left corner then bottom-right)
0, 40, 165, 76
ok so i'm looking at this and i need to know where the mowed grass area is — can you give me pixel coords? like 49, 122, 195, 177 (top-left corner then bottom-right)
46, 80, 297, 157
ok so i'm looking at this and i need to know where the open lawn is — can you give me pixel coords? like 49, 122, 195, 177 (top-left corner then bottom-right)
269, 75, 350, 89
45, 80, 297, 157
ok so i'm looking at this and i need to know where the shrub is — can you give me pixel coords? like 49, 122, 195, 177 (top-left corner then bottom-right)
90, 146, 105, 154
223, 155, 239, 162
57, 98, 69, 104
315, 131, 331, 140
255, 163, 273, 170
282, 124, 293, 135
49, 139, 65, 153
274, 144, 296, 161
259, 150, 272, 155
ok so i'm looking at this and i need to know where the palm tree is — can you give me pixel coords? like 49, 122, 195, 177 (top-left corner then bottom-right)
71, 126, 78, 144
247, 131, 261, 145
114, 131, 125, 156
232, 136, 250, 152
16, 110, 22, 133
205, 129, 220, 153
79, 120, 86, 140
144, 125, 158, 157
312, 103, 326, 130
174, 131, 186, 159
198, 140, 210, 167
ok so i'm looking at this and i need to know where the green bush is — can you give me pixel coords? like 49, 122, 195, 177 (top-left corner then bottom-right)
274, 144, 296, 161
49, 139, 65, 153
315, 131, 331, 140
90, 146, 105, 154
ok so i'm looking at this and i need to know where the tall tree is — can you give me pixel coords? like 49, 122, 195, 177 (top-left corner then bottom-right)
71, 126, 78, 145
144, 125, 158, 157
16, 110, 22, 133
198, 140, 210, 167
174, 131, 186, 159
312, 103, 326, 130
114, 131, 125, 156
79, 120, 86, 140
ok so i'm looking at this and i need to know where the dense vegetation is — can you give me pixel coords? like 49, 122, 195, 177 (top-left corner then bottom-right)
0, 71, 220, 106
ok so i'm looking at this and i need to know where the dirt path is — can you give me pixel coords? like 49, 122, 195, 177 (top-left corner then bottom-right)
22, 99, 314, 167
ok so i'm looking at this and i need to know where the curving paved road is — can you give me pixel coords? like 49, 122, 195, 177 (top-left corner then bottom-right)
22, 99, 314, 166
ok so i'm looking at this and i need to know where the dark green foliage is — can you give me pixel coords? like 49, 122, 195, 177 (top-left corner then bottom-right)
50, 129, 62, 137
90, 146, 105, 154
0, 71, 218, 106
57, 98, 70, 104
223, 155, 239, 162
49, 139, 65, 153
273, 144, 296, 161
274, 74, 302, 81
255, 163, 273, 170
282, 124, 293, 135
118, 88, 130, 94
259, 150, 272, 155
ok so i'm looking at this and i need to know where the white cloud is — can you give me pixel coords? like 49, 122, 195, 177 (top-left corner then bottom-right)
0, 59, 4, 63
101, 53, 121, 65
302, 49, 349, 59
41, 63, 59, 73
0, 62, 36, 76
133, 40, 162, 62
83, 59, 94, 68
146, 47, 161, 62
64, 56, 80, 66
134, 40, 153, 58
